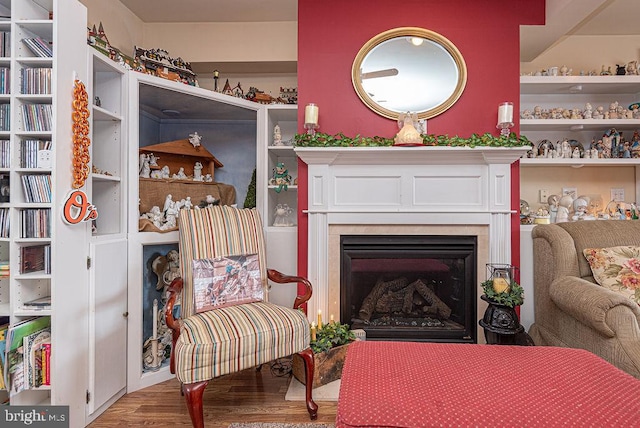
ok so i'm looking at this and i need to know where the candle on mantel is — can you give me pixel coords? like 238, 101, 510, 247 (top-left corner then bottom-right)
152, 298, 158, 340
317, 309, 323, 329
310, 322, 317, 341
497, 102, 514, 125
305, 103, 319, 125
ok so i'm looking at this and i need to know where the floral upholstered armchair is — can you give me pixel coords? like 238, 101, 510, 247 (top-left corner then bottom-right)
164, 205, 318, 427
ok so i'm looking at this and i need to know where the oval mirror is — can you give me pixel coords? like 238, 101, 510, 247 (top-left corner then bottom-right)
352, 27, 467, 120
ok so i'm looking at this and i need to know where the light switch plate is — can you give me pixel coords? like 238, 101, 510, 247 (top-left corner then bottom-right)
37, 150, 52, 168
611, 188, 625, 202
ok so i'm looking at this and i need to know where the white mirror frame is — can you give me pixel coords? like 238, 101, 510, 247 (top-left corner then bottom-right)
352, 27, 467, 120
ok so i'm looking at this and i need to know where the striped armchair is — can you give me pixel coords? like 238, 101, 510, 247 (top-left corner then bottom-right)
165, 205, 317, 427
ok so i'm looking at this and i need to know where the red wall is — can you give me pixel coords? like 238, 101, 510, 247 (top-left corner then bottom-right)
296, 0, 545, 281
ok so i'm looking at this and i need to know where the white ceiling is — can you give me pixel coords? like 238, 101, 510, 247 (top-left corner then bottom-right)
119, 0, 639, 63
118, 0, 297, 23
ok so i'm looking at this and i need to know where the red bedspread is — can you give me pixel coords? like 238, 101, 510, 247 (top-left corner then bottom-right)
336, 341, 640, 428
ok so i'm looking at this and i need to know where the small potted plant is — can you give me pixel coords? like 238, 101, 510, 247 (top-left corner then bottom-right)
292, 321, 356, 388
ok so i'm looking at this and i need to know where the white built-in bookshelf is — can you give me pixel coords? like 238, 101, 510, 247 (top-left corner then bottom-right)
0, 0, 93, 425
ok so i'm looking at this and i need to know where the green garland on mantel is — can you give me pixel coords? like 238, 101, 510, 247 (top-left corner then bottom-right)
294, 131, 531, 148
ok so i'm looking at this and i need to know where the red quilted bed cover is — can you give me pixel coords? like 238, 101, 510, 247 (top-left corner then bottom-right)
336, 341, 640, 428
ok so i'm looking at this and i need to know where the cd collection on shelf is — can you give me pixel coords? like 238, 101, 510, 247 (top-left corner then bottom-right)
20, 174, 51, 203
21, 37, 52, 58
20, 139, 51, 168
0, 140, 8, 167
20, 208, 50, 238
0, 67, 9, 94
21, 104, 52, 132
19, 244, 51, 274
20, 67, 51, 95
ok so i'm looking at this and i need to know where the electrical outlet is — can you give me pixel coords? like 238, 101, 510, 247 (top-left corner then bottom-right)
611, 188, 625, 202
539, 189, 550, 204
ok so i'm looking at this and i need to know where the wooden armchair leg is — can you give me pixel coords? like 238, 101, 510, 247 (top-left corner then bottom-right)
297, 347, 318, 420
183, 380, 209, 428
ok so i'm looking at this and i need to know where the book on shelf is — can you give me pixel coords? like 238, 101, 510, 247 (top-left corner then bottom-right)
0, 259, 8, 277
40, 342, 51, 386
22, 296, 51, 310
23, 327, 50, 389
4, 316, 50, 395
0, 321, 8, 390
19, 244, 50, 274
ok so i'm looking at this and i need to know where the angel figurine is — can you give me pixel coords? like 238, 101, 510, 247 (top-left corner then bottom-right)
189, 132, 202, 148
394, 112, 423, 146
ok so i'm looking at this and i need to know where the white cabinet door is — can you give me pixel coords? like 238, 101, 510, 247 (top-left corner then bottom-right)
88, 239, 127, 415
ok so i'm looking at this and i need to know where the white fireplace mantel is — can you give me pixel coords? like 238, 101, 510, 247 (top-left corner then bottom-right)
295, 146, 529, 167
295, 145, 529, 339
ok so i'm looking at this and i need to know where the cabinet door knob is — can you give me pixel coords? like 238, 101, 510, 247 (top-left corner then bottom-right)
122, 312, 129, 318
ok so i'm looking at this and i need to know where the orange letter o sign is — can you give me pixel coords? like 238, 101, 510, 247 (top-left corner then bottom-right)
62, 189, 98, 225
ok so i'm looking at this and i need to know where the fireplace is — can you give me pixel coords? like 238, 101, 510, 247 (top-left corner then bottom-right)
340, 235, 477, 343
295, 146, 529, 344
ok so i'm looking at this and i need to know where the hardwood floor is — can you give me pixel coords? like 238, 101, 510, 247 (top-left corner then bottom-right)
88, 366, 338, 427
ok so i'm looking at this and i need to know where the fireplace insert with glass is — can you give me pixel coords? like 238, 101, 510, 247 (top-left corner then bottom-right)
340, 235, 477, 343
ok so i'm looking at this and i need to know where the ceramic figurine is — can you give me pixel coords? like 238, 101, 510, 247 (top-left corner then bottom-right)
572, 147, 581, 158
600, 65, 612, 76
548, 195, 559, 223
173, 167, 187, 179
394, 112, 423, 146
151, 165, 171, 179
269, 162, 292, 193
556, 195, 573, 223
592, 106, 604, 119
559, 139, 571, 158
149, 153, 159, 167
273, 203, 294, 227
140, 205, 164, 228
163, 194, 173, 213
189, 132, 202, 148
583, 103, 593, 119
161, 200, 178, 230
193, 162, 203, 181
182, 197, 193, 210
273, 124, 283, 146
627, 61, 639, 75
572, 198, 588, 221
139, 153, 151, 178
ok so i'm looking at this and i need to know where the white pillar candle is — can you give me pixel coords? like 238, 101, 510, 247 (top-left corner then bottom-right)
305, 103, 319, 125
151, 337, 159, 368
498, 102, 514, 124
152, 298, 158, 340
